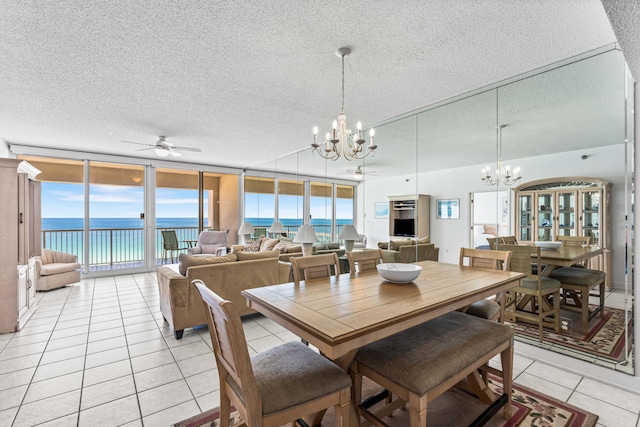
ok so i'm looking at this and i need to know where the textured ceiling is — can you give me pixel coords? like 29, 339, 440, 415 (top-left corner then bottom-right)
0, 1, 622, 179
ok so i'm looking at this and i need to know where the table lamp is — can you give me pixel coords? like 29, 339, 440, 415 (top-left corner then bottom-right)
238, 221, 254, 245
338, 224, 360, 252
294, 224, 317, 256
268, 220, 286, 238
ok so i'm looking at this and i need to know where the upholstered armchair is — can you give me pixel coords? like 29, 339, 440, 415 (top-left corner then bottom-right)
36, 249, 81, 291
353, 234, 367, 249
188, 231, 228, 256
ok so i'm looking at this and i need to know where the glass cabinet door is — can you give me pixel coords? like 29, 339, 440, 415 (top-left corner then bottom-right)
556, 191, 576, 237
581, 190, 601, 245
517, 193, 533, 242
537, 192, 553, 241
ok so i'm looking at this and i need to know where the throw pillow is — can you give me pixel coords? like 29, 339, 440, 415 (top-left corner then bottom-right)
327, 242, 340, 250
244, 237, 264, 252
284, 244, 302, 253
377, 242, 389, 250
178, 253, 237, 276
416, 236, 431, 245
260, 238, 280, 252
235, 250, 279, 261
389, 239, 413, 251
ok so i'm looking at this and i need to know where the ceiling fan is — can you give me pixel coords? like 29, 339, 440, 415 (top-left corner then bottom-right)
121, 136, 202, 157
341, 166, 377, 181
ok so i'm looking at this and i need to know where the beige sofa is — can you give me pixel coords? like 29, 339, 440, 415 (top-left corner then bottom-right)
36, 249, 81, 291
379, 239, 439, 263
156, 250, 290, 339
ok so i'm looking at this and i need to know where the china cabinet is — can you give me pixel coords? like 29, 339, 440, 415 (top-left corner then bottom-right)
0, 159, 41, 333
513, 177, 611, 288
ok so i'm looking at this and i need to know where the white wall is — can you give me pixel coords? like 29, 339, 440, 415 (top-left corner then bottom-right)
360, 144, 628, 288
0, 140, 11, 158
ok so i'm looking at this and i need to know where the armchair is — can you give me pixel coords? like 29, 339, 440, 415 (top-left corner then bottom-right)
353, 234, 367, 249
188, 231, 228, 257
35, 249, 81, 291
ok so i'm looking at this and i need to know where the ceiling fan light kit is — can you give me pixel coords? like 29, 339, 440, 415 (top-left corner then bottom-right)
311, 47, 378, 161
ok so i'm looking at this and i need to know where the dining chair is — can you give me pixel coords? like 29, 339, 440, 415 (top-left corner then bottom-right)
486, 237, 498, 250
497, 243, 561, 341
192, 280, 352, 427
350, 311, 514, 427
161, 230, 188, 263
459, 247, 512, 321
291, 253, 341, 284
346, 249, 383, 273
556, 235, 591, 247
499, 235, 518, 245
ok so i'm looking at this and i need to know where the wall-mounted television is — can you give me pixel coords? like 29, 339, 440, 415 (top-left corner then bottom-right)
393, 218, 415, 237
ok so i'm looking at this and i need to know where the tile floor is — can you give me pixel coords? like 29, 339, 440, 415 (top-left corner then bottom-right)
0, 273, 638, 427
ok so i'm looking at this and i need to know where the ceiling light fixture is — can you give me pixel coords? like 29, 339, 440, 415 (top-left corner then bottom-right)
155, 146, 170, 157
481, 124, 522, 186
311, 47, 377, 161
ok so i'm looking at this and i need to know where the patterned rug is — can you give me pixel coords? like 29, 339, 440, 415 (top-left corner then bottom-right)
508, 306, 631, 363
175, 376, 598, 427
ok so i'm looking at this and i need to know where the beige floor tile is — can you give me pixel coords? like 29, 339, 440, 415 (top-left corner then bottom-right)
125, 328, 164, 345
195, 389, 221, 412
522, 361, 582, 389
0, 353, 41, 375
121, 307, 151, 318
54, 317, 91, 330
84, 345, 130, 369
169, 341, 212, 361
46, 333, 88, 351
87, 326, 125, 342
81, 374, 136, 410
569, 392, 638, 427
514, 372, 574, 401
86, 335, 127, 354
142, 399, 200, 427
0, 406, 19, 426
576, 377, 640, 413
23, 371, 83, 403
89, 312, 123, 324
138, 379, 194, 417
40, 343, 86, 365
185, 368, 220, 397
89, 306, 120, 317
0, 341, 48, 361
128, 337, 168, 358
0, 367, 36, 391
177, 352, 216, 377
32, 356, 84, 382
247, 334, 285, 353
119, 418, 143, 427
131, 349, 175, 373
125, 320, 160, 334
89, 319, 124, 333
5, 331, 51, 348
12, 389, 81, 427
165, 332, 204, 348
0, 384, 28, 411
122, 313, 156, 326
37, 413, 80, 426
82, 359, 132, 387
78, 394, 140, 427
49, 324, 90, 340
133, 363, 184, 392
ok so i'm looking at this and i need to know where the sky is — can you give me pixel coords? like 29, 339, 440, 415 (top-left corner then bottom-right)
41, 182, 354, 219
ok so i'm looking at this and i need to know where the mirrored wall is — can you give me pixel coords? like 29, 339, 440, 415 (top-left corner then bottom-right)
250, 46, 634, 374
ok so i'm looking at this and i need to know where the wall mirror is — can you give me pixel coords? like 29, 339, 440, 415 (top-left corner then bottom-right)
250, 46, 634, 375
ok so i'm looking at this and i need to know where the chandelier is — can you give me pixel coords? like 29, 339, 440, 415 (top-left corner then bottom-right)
481, 124, 521, 186
311, 47, 377, 161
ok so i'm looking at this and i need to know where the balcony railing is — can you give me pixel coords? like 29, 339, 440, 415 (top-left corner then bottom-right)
41, 223, 346, 271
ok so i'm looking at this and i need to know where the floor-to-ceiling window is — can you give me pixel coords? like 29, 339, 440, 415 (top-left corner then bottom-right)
244, 176, 275, 238
310, 181, 333, 243
336, 184, 355, 237
278, 178, 304, 239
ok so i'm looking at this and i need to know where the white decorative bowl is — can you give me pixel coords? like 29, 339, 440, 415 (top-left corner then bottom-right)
376, 263, 422, 284
534, 241, 562, 250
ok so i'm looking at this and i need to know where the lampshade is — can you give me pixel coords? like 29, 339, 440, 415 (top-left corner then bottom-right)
338, 224, 360, 240
268, 220, 286, 234
294, 224, 317, 243
238, 221, 255, 235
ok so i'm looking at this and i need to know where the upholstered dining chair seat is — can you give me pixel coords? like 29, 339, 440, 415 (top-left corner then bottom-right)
355, 311, 513, 395
549, 267, 606, 286
519, 276, 562, 291
464, 298, 501, 320
239, 341, 352, 415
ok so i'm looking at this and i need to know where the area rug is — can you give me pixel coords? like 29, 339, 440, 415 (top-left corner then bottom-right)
174, 376, 598, 427
508, 306, 631, 363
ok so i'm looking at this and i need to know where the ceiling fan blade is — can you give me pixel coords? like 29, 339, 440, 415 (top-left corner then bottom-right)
134, 147, 154, 151
122, 140, 153, 147
174, 146, 202, 153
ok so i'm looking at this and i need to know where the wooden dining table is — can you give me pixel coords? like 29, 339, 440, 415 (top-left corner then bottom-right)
242, 260, 525, 425
536, 245, 603, 276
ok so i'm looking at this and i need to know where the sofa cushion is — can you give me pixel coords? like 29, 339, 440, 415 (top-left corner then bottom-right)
40, 262, 81, 276
273, 242, 301, 253
389, 239, 413, 251
178, 253, 237, 275
244, 237, 264, 252
260, 238, 280, 252
235, 250, 279, 261
415, 236, 430, 245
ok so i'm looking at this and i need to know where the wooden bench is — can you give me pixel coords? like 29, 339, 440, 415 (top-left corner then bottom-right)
350, 311, 514, 427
